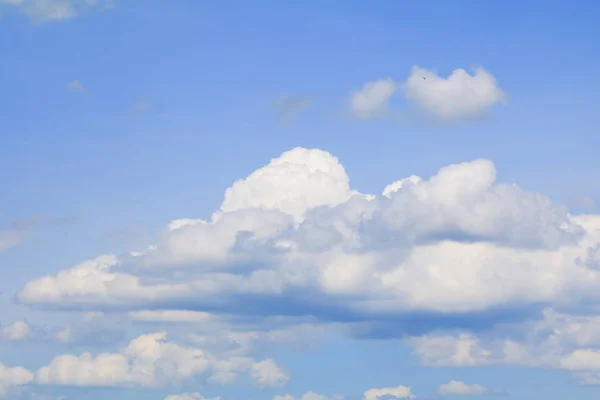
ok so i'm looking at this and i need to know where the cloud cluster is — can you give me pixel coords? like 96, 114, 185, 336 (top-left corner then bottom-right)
0, 331, 286, 393
17, 147, 598, 332
349, 66, 506, 123
0, 0, 112, 24
408, 307, 600, 385
8, 147, 600, 386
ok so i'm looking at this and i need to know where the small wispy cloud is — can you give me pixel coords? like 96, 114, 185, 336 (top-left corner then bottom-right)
67, 79, 86, 94
0, 0, 115, 24
131, 97, 152, 115
577, 196, 596, 209
273, 94, 312, 124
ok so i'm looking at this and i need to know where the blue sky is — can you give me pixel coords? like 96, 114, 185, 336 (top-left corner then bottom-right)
1, 1, 600, 400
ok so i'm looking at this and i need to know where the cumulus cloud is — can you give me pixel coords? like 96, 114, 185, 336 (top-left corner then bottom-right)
0, 320, 30, 341
0, 0, 113, 24
251, 359, 289, 387
33, 332, 287, 388
349, 66, 506, 123
0, 363, 33, 396
349, 78, 397, 119
15, 147, 600, 342
404, 66, 507, 122
408, 307, 600, 386
363, 385, 414, 400
438, 381, 488, 396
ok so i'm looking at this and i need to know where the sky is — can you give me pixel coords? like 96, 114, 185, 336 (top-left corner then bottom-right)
1, 1, 600, 399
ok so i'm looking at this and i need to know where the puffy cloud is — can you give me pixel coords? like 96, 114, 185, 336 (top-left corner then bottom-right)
349, 78, 397, 119
404, 66, 507, 122
220, 147, 355, 222
0, 363, 33, 396
363, 385, 414, 400
34, 332, 286, 388
0, 0, 113, 24
408, 307, 600, 386
438, 380, 488, 396
1, 320, 30, 341
16, 147, 600, 338
349, 66, 506, 123
164, 393, 221, 400
251, 359, 289, 387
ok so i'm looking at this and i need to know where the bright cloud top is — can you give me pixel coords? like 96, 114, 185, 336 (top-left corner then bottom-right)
16, 147, 600, 331
349, 66, 506, 122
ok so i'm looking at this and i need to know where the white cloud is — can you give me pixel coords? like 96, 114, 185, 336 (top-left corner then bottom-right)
33, 332, 286, 388
15, 148, 600, 344
0, 320, 30, 341
128, 310, 213, 323
251, 359, 289, 388
438, 381, 488, 396
349, 66, 506, 123
0, 0, 112, 24
164, 393, 221, 400
408, 307, 600, 385
363, 385, 414, 400
0, 363, 33, 396
404, 66, 507, 122
349, 78, 397, 119
219, 147, 356, 222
